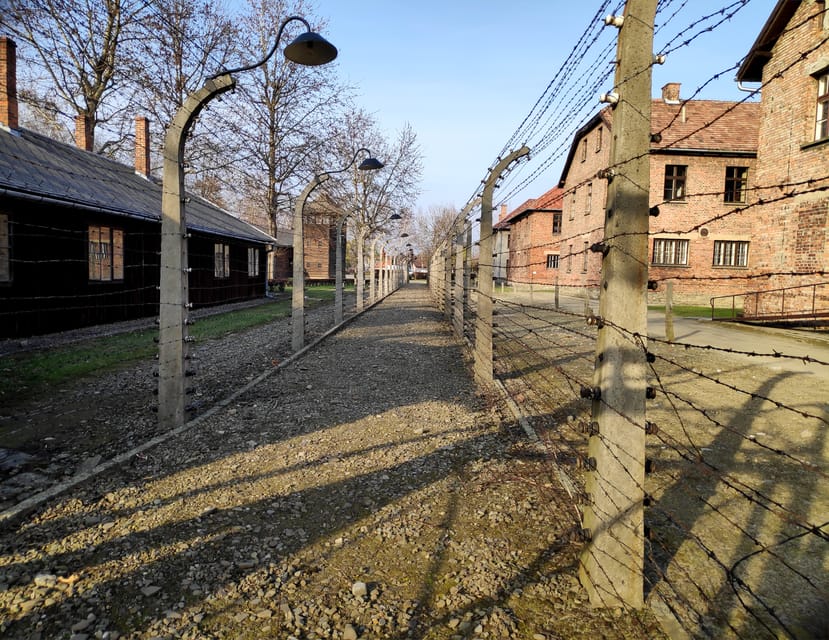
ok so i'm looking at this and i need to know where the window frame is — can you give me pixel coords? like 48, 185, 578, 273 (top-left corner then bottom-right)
214, 242, 230, 279
552, 211, 562, 235
724, 166, 749, 204
651, 237, 689, 266
712, 240, 749, 267
88, 225, 124, 282
247, 247, 260, 277
545, 253, 560, 269
0, 213, 9, 283
580, 138, 587, 162
816, 72, 829, 142
585, 182, 593, 215
663, 164, 687, 201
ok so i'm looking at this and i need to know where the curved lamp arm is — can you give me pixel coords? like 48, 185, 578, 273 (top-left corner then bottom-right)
329, 147, 384, 178
210, 15, 337, 79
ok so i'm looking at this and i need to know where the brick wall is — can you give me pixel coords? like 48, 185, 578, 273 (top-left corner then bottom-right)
556, 100, 762, 305
751, 0, 829, 295
557, 118, 613, 296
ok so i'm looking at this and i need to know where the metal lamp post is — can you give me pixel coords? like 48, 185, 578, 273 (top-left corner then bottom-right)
292, 148, 383, 350
158, 16, 337, 430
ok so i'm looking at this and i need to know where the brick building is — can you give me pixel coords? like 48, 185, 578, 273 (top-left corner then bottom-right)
496, 188, 564, 287
554, 86, 762, 304
736, 0, 829, 318
302, 199, 342, 281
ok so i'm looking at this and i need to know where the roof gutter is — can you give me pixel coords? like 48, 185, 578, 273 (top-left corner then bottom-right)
0, 186, 157, 222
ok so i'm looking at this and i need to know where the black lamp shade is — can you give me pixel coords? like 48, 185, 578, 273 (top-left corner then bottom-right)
358, 157, 384, 171
284, 32, 338, 66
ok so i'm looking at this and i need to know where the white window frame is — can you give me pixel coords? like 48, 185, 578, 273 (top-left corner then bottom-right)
546, 253, 560, 269
713, 240, 749, 267
816, 72, 829, 141
652, 238, 689, 266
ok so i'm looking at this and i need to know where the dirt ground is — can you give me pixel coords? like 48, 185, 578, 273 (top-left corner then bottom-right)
0, 284, 667, 640
0, 284, 826, 639
491, 296, 829, 639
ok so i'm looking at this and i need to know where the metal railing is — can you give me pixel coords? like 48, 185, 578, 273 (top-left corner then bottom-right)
710, 280, 829, 325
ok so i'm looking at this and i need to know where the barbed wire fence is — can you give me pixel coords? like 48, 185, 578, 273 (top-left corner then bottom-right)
430, 0, 828, 637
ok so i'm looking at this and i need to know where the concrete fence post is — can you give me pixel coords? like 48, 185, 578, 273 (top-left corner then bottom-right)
473, 146, 529, 383
579, 0, 658, 609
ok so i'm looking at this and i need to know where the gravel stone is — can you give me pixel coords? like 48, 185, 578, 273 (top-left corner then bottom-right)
0, 285, 666, 639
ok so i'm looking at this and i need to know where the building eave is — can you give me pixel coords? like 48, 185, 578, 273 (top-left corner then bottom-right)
736, 0, 800, 82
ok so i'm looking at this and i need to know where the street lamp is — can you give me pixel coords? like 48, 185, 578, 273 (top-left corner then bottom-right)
158, 16, 337, 430
292, 148, 383, 350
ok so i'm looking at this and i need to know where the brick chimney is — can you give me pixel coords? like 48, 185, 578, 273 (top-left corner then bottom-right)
75, 114, 93, 151
135, 116, 150, 178
661, 82, 681, 104
0, 37, 18, 130
499, 203, 507, 221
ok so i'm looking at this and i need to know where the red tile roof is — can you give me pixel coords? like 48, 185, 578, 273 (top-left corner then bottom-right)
651, 100, 761, 153
494, 187, 564, 229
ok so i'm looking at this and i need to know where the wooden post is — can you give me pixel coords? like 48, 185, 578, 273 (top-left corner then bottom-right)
579, 0, 657, 609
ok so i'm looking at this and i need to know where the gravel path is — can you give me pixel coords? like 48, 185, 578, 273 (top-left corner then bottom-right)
0, 283, 664, 639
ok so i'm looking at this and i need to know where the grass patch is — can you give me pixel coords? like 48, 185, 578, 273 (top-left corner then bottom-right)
649, 305, 741, 318
0, 289, 349, 405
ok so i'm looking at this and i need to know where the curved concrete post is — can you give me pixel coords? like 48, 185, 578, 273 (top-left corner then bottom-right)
292, 173, 330, 352
159, 73, 235, 430
473, 146, 530, 383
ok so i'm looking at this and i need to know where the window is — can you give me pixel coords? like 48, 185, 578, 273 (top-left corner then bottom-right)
567, 244, 573, 272
247, 247, 259, 277
580, 138, 587, 162
546, 253, 560, 269
713, 240, 749, 267
724, 167, 749, 203
552, 211, 562, 235
0, 214, 9, 282
652, 238, 689, 266
816, 72, 829, 141
663, 165, 687, 201
582, 241, 589, 272
88, 225, 124, 281
596, 126, 603, 152
570, 188, 577, 220
586, 182, 593, 215
214, 243, 230, 278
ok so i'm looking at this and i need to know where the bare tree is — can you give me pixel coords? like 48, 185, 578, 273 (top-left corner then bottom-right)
324, 109, 423, 307
1, 0, 150, 152
225, 0, 350, 241
123, 0, 237, 180
411, 204, 459, 267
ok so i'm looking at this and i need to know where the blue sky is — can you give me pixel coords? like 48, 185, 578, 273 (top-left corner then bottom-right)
302, 1, 776, 213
